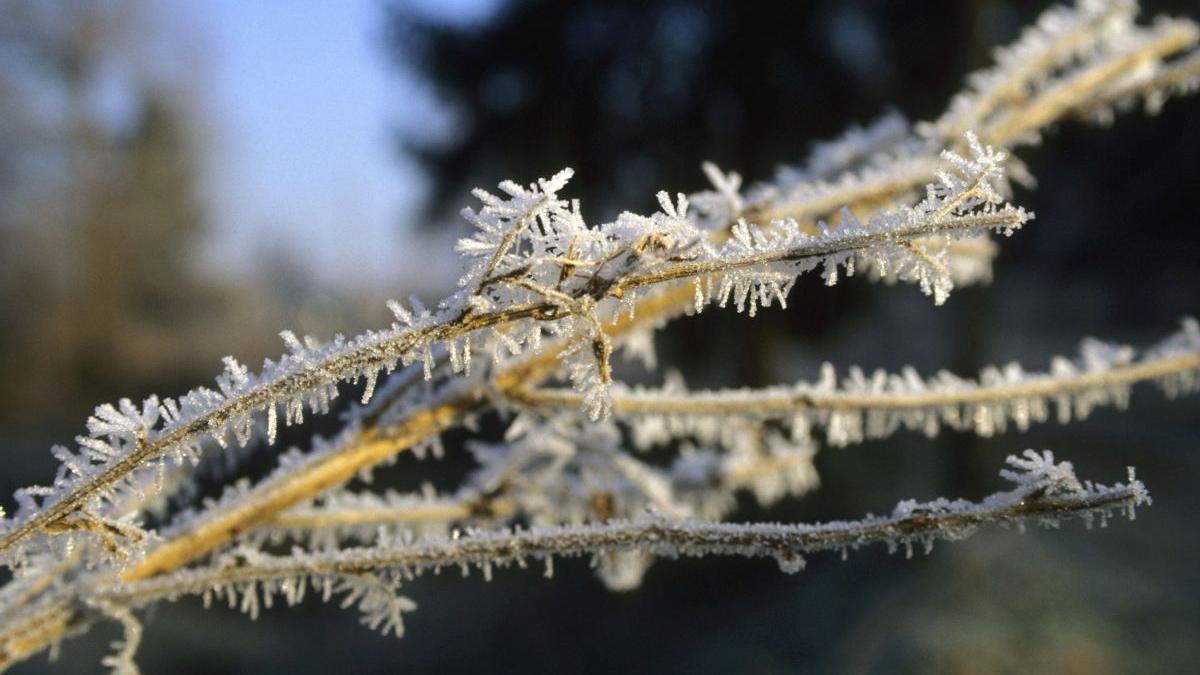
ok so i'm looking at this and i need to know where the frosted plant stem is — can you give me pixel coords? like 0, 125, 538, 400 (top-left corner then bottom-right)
985, 21, 1198, 144
268, 498, 516, 531
615, 212, 1024, 292
511, 347, 1200, 420
251, 447, 820, 540
4, 4, 1200, 669
1077, 49, 1200, 116
122, 286, 697, 580
0, 301, 550, 559
940, 0, 1132, 141
0, 454, 1147, 673
745, 158, 940, 226
1, 197, 1026, 568
7, 14, 1188, 562
102, 459, 1148, 608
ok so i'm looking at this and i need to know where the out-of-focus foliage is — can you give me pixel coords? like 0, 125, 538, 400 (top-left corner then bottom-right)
0, 0, 213, 416
388, 0, 978, 222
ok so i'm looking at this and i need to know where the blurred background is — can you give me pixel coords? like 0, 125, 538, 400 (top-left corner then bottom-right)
1, 0, 1198, 673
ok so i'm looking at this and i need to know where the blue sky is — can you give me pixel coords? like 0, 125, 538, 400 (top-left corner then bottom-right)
193, 0, 476, 289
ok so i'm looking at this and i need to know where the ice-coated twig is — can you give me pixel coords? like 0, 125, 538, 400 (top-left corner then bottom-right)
101, 451, 1148, 610
983, 17, 1198, 144
2, 2, 1199, 671
1076, 48, 1200, 120
118, 285, 698, 581
12, 447, 1133, 669
0, 164, 1013, 565
244, 428, 818, 551
929, 0, 1138, 142
511, 319, 1200, 446
0, 131, 1026, 569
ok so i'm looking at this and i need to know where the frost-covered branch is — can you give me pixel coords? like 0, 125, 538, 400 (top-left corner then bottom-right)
512, 319, 1200, 447
931, 0, 1139, 141
0, 131, 1027, 568
984, 17, 1198, 144
0, 133, 1019, 581
1, 3, 1198, 670
0, 141, 1022, 566
100, 452, 1148, 613
0, 301, 549, 564
11, 0, 1193, 565
1077, 48, 1200, 120
243, 427, 818, 553
120, 286, 696, 580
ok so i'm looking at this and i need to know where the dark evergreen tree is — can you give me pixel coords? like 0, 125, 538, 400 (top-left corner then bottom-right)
387, 0, 983, 225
